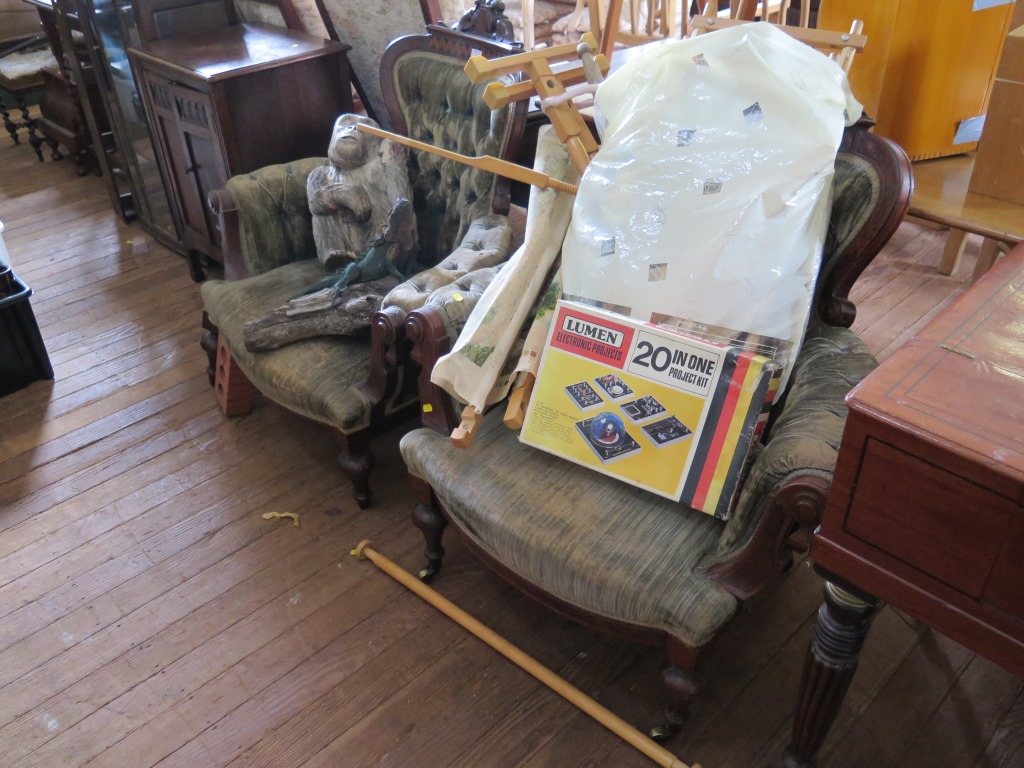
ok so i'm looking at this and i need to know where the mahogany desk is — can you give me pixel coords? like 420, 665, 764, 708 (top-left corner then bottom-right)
784, 242, 1024, 768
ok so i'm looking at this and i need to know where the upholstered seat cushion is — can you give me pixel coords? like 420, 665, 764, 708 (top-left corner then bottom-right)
401, 319, 878, 648
201, 213, 516, 432
401, 415, 738, 648
201, 260, 373, 431
0, 48, 57, 93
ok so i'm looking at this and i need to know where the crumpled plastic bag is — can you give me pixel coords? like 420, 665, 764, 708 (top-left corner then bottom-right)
561, 24, 862, 392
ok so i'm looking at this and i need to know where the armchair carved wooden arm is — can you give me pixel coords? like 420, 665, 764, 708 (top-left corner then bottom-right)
199, 28, 526, 508
398, 120, 912, 735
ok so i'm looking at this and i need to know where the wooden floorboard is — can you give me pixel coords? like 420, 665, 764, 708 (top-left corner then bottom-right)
0, 128, 1019, 768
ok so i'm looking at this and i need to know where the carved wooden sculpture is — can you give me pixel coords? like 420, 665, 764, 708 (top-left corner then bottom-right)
241, 114, 416, 350
308, 113, 415, 274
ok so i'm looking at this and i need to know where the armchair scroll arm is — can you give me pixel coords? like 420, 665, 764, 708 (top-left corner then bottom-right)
703, 474, 830, 600
358, 305, 411, 412
405, 265, 501, 436
407, 304, 461, 435
699, 323, 878, 599
207, 188, 245, 281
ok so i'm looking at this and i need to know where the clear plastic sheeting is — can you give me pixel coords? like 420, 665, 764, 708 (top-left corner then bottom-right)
562, 24, 861, 391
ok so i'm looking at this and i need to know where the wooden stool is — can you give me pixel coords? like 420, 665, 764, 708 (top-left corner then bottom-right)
0, 46, 57, 160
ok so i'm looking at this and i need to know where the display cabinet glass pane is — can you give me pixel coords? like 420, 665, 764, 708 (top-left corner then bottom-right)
78, 0, 180, 249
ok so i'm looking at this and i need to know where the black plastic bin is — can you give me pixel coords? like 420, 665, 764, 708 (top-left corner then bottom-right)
0, 265, 54, 396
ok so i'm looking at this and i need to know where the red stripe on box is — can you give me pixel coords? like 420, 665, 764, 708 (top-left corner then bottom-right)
689, 352, 753, 510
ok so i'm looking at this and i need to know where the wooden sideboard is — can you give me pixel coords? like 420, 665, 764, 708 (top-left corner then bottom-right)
129, 23, 352, 280
783, 242, 1024, 767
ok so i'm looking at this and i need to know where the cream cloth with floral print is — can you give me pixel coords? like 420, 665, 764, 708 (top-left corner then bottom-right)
430, 127, 579, 410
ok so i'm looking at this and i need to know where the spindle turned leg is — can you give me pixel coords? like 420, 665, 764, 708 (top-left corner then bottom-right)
410, 476, 446, 583
337, 430, 376, 510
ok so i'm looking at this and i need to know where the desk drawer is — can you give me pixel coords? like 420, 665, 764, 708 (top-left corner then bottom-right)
844, 438, 1016, 599
985, 516, 1024, 619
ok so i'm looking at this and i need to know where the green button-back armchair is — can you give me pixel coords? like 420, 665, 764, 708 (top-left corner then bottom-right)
399, 120, 913, 735
199, 27, 527, 508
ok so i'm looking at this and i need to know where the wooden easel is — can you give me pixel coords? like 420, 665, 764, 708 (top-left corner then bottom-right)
464, 32, 609, 174
450, 34, 611, 445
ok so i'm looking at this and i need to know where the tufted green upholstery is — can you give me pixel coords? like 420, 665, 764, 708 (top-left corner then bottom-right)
223, 157, 323, 277
388, 50, 517, 268
382, 213, 512, 316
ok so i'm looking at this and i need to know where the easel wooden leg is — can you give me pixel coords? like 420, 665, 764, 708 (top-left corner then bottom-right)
938, 228, 969, 275
214, 335, 254, 417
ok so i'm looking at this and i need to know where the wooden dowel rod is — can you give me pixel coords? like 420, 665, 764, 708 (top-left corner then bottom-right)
352, 541, 702, 768
356, 124, 578, 195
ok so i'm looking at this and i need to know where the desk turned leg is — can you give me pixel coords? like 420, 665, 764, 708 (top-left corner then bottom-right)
783, 582, 879, 768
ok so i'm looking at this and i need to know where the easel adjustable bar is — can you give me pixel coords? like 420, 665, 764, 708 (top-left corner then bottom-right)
464, 32, 604, 81
481, 61, 610, 110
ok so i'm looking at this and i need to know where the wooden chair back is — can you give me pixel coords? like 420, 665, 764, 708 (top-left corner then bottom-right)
311, 0, 436, 127
232, 0, 314, 33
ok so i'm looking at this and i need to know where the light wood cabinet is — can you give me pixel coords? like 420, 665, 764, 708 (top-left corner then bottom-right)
820, 0, 1018, 161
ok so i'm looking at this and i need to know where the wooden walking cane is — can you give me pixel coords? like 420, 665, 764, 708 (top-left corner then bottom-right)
352, 541, 703, 768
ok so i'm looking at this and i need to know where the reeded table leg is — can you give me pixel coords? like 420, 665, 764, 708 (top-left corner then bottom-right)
783, 580, 879, 768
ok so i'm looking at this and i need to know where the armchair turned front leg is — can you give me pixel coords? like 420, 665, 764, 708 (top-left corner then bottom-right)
651, 665, 703, 741
337, 430, 377, 509
409, 476, 446, 582
653, 639, 704, 741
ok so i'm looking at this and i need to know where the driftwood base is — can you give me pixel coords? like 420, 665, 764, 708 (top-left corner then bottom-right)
242, 276, 400, 352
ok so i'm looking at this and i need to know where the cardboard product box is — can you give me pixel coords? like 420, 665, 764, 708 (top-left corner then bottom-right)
969, 77, 1024, 205
520, 301, 781, 519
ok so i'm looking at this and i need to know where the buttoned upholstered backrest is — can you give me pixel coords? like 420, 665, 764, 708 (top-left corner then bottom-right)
380, 30, 526, 269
